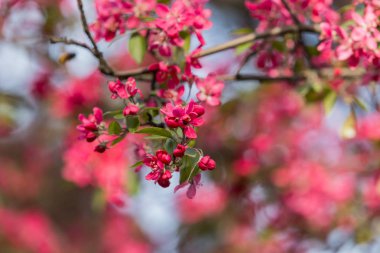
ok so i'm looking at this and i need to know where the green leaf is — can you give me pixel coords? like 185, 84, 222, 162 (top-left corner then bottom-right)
235, 42, 253, 55
135, 127, 173, 138
126, 116, 140, 133
179, 31, 191, 53
323, 91, 337, 114
179, 150, 201, 184
232, 27, 253, 36
111, 135, 125, 146
305, 46, 320, 56
129, 32, 147, 64
187, 139, 196, 148
126, 169, 140, 196
157, 0, 170, 3
341, 112, 356, 139
103, 110, 123, 117
164, 138, 176, 154
130, 160, 143, 169
173, 47, 186, 69
92, 190, 105, 212
113, 113, 125, 120
272, 40, 286, 52
108, 121, 122, 135
353, 97, 368, 111
185, 148, 199, 157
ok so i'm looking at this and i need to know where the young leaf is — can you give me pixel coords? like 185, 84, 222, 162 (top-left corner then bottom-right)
129, 32, 147, 64
179, 31, 191, 53
126, 169, 140, 196
323, 91, 337, 114
126, 116, 140, 133
232, 27, 253, 36
135, 127, 173, 138
341, 112, 356, 139
108, 121, 122, 135
179, 151, 201, 184
113, 113, 125, 120
236, 42, 253, 55
103, 110, 123, 117
353, 97, 368, 111
111, 135, 125, 146
272, 40, 286, 52
130, 160, 143, 169
164, 138, 176, 154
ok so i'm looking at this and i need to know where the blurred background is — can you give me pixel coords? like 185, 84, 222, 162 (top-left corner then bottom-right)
2, 0, 380, 253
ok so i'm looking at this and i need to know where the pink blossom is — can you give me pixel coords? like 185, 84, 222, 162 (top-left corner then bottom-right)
0, 208, 62, 253
62, 136, 130, 205
198, 155, 216, 171
143, 150, 173, 187
160, 100, 205, 139
109, 77, 142, 100
357, 113, 380, 140
195, 74, 224, 106
123, 104, 139, 116
77, 107, 103, 142
176, 185, 226, 223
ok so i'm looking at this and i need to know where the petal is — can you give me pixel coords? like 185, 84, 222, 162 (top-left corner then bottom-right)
186, 184, 197, 199
184, 126, 197, 139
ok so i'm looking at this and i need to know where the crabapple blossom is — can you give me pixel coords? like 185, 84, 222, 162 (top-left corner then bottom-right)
160, 100, 205, 139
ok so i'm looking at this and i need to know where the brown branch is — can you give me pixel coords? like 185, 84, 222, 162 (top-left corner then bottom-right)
76, 0, 114, 75
196, 25, 320, 58
50, 24, 320, 79
219, 68, 366, 83
220, 74, 304, 83
49, 36, 93, 53
280, 0, 301, 26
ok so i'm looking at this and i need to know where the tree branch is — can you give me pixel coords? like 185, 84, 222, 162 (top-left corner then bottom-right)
220, 74, 304, 83
196, 25, 320, 58
75, 0, 114, 75
280, 0, 301, 26
50, 22, 320, 80
49, 36, 93, 53
220, 68, 366, 83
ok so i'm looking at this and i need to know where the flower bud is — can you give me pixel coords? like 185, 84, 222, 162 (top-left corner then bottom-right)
198, 156, 216, 171
86, 132, 97, 142
156, 150, 172, 164
123, 104, 139, 116
94, 144, 107, 153
173, 144, 187, 157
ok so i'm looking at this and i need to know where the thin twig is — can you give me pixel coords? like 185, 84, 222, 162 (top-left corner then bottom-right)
49, 24, 320, 79
197, 25, 319, 58
220, 74, 304, 83
76, 0, 114, 75
280, 0, 301, 26
49, 36, 93, 53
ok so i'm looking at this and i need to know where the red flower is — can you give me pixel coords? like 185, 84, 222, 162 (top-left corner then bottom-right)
144, 150, 173, 187
157, 170, 172, 188
160, 100, 205, 139
77, 107, 103, 142
94, 144, 107, 153
156, 150, 172, 165
123, 104, 139, 116
108, 78, 142, 100
195, 74, 224, 106
198, 156, 216, 171
173, 144, 187, 157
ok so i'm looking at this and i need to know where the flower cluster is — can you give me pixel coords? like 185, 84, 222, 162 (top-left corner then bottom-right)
160, 100, 205, 139
319, 1, 380, 70
91, 0, 156, 41
77, 107, 104, 143
144, 150, 173, 188
91, 0, 211, 58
